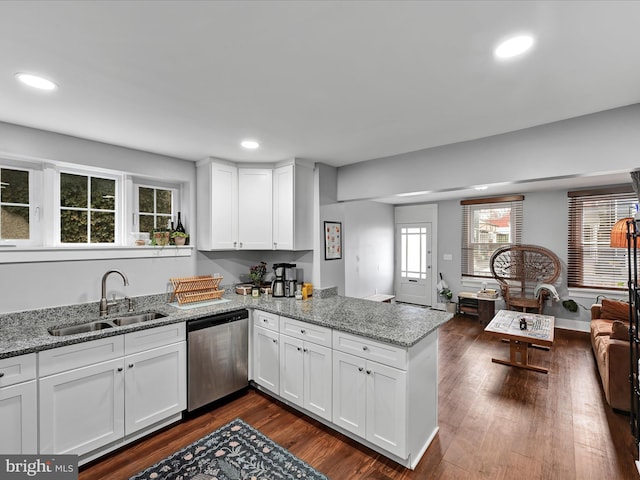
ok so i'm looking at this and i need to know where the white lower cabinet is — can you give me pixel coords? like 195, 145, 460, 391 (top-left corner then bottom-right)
0, 353, 38, 454
38, 324, 186, 460
280, 334, 332, 421
332, 350, 407, 457
253, 324, 280, 394
124, 342, 186, 435
39, 357, 125, 455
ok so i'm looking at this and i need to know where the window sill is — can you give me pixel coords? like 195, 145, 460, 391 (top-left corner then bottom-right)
0, 245, 193, 264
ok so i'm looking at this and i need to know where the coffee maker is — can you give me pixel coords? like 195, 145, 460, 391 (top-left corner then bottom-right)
272, 263, 286, 297
285, 263, 297, 297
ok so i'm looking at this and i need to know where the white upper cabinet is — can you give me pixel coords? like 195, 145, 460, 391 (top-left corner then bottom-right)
196, 159, 238, 250
238, 168, 272, 250
197, 158, 314, 251
273, 162, 314, 250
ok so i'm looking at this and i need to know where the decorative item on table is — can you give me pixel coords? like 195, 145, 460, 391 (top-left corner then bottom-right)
171, 231, 189, 246
249, 261, 267, 285
235, 284, 253, 295
477, 289, 498, 299
151, 228, 170, 246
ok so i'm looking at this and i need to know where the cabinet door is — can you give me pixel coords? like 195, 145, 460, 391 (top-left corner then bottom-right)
253, 325, 280, 393
196, 160, 238, 250
304, 342, 332, 421
365, 360, 407, 458
280, 334, 304, 407
332, 350, 366, 437
0, 380, 37, 454
124, 342, 186, 435
273, 164, 294, 250
39, 358, 125, 455
238, 168, 272, 249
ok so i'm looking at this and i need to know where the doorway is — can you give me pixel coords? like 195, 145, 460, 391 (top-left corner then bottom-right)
395, 223, 432, 305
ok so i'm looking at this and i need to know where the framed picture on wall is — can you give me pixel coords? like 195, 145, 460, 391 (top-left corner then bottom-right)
324, 221, 342, 260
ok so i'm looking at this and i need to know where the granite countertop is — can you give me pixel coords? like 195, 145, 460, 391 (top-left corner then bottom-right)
0, 290, 453, 359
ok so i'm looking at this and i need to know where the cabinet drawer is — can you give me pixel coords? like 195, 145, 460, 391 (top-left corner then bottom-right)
0, 353, 36, 387
39, 336, 125, 377
125, 323, 186, 355
253, 310, 279, 332
332, 331, 407, 370
280, 317, 331, 347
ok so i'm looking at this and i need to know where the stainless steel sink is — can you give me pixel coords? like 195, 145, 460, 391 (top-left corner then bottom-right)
112, 312, 166, 326
49, 321, 115, 336
48, 311, 167, 335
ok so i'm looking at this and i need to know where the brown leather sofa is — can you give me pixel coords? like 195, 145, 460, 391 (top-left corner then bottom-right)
590, 299, 631, 412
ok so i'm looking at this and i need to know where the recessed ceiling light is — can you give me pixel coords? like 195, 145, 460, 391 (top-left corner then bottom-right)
15, 72, 57, 90
494, 35, 534, 59
474, 185, 489, 190
241, 140, 260, 149
396, 190, 430, 197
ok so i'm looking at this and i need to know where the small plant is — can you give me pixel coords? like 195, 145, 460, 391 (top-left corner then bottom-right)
171, 231, 189, 238
439, 287, 453, 301
249, 261, 267, 286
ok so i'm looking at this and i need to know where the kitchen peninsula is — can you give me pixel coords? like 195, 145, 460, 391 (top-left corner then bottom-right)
0, 290, 452, 469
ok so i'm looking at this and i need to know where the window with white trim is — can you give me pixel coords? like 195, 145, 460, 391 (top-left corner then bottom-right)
461, 195, 523, 277
135, 185, 176, 234
58, 172, 119, 244
568, 186, 636, 290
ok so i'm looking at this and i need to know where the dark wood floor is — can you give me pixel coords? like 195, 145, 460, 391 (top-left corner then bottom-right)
80, 315, 638, 480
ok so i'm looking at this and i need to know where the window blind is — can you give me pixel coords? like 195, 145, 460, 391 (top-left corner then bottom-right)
461, 195, 523, 278
567, 186, 636, 289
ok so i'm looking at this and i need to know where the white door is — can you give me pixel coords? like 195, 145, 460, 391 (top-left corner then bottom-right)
124, 342, 186, 435
304, 342, 332, 421
366, 360, 407, 458
39, 358, 125, 455
279, 334, 304, 407
395, 223, 432, 305
0, 381, 38, 454
253, 325, 280, 393
332, 350, 366, 437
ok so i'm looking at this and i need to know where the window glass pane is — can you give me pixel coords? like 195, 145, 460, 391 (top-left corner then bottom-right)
139, 214, 155, 234
406, 233, 421, 273
91, 177, 115, 210
60, 173, 87, 208
157, 214, 171, 230
91, 211, 115, 243
1, 169, 29, 204
156, 189, 172, 214
61, 210, 87, 243
139, 187, 154, 213
1, 206, 29, 239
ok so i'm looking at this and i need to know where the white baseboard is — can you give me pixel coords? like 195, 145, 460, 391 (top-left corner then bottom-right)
554, 316, 590, 333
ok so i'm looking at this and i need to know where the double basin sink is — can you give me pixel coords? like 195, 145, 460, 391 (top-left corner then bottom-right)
49, 311, 167, 336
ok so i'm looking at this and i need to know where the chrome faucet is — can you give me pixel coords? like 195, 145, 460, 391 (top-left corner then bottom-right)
100, 270, 130, 316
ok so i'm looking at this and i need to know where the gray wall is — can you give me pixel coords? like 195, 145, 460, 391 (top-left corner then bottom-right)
337, 104, 640, 202
344, 200, 394, 298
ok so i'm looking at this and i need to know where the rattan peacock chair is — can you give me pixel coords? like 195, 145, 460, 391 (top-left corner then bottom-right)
489, 244, 561, 314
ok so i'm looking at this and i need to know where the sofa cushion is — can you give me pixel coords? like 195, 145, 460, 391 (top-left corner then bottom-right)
600, 299, 630, 322
591, 319, 615, 337
610, 320, 629, 341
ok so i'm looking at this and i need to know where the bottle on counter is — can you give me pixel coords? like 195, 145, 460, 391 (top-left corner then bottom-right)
175, 212, 186, 234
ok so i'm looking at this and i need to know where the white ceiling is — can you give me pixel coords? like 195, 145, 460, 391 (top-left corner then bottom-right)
1, 1, 639, 179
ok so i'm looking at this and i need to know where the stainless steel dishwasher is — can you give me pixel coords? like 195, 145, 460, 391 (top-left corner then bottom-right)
187, 309, 249, 411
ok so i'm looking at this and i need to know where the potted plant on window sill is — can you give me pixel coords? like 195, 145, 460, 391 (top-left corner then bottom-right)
151, 229, 170, 246
171, 231, 189, 246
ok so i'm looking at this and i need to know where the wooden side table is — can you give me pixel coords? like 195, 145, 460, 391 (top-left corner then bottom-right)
458, 291, 498, 325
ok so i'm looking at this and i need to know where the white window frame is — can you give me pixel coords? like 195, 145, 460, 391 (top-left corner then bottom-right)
130, 178, 181, 235
0, 160, 43, 248
0, 155, 191, 263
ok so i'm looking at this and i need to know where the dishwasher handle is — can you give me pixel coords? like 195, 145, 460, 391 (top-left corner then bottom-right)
187, 309, 249, 333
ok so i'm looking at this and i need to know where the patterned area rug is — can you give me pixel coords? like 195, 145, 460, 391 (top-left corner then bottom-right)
130, 418, 329, 480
